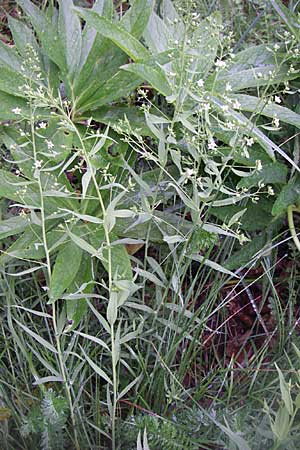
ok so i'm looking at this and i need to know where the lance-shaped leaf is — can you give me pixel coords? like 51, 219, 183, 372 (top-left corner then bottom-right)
16, 0, 65, 70
270, 0, 300, 38
121, 62, 172, 96
58, 0, 82, 78
0, 216, 30, 240
74, 7, 150, 61
120, 0, 154, 38
229, 94, 300, 128
210, 95, 300, 172
272, 176, 300, 216
49, 240, 83, 302
79, 0, 113, 72
8, 16, 40, 58
0, 91, 31, 120
237, 163, 288, 189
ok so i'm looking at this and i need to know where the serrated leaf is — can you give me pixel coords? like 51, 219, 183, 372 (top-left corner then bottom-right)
50, 241, 83, 302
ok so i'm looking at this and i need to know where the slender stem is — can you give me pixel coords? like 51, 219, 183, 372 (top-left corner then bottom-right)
287, 205, 300, 252
30, 107, 80, 450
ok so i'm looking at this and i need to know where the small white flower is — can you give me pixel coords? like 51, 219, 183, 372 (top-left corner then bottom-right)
274, 43, 280, 51
34, 160, 43, 169
38, 121, 47, 129
208, 138, 217, 150
267, 186, 275, 196
221, 104, 229, 112
46, 140, 54, 149
245, 137, 254, 147
225, 82, 232, 92
274, 95, 281, 104
273, 117, 280, 128
215, 59, 226, 69
12, 107, 22, 115
203, 103, 210, 111
233, 100, 241, 109
256, 160, 262, 171
197, 79, 204, 88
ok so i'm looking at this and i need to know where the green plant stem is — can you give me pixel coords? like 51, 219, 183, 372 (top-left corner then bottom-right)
30, 106, 80, 450
60, 107, 118, 450
287, 205, 300, 252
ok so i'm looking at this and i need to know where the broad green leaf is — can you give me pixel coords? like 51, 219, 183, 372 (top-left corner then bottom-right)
8, 16, 40, 58
107, 291, 118, 325
190, 12, 221, 79
237, 163, 288, 189
0, 91, 30, 120
74, 7, 150, 60
143, 10, 171, 53
0, 216, 30, 240
0, 40, 23, 71
0, 228, 66, 266
50, 240, 83, 302
0, 66, 28, 98
89, 227, 133, 280
212, 64, 298, 92
17, 0, 65, 70
210, 96, 300, 172
77, 70, 142, 112
230, 94, 300, 128
79, 106, 152, 135
79, 0, 113, 72
272, 176, 300, 216
225, 233, 268, 270
0, 169, 40, 207
121, 62, 172, 96
120, 0, 154, 38
58, 0, 82, 78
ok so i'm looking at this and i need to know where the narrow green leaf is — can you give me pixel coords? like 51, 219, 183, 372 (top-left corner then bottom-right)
80, 345, 112, 384
14, 318, 57, 353
270, 0, 300, 37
